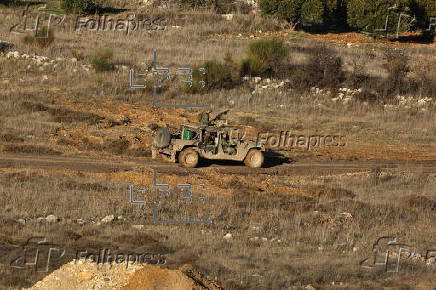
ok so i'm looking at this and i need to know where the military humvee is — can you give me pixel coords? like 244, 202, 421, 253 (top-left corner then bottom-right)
152, 125, 265, 168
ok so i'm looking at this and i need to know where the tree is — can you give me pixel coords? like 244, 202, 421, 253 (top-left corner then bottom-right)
259, 0, 348, 28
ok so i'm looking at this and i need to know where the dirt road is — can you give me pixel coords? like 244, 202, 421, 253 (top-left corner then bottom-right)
1, 153, 435, 175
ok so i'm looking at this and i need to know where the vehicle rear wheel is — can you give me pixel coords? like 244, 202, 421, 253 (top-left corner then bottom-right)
178, 148, 199, 168
244, 149, 264, 168
154, 128, 171, 148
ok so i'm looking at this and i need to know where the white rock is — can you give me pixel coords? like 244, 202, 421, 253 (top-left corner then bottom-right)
101, 215, 115, 223
221, 14, 234, 21
224, 233, 232, 239
71, 58, 77, 63
46, 214, 60, 223
353, 247, 358, 252
17, 218, 26, 225
261, 237, 268, 242
254, 77, 261, 83
76, 219, 85, 225
42, 75, 48, 81
131, 225, 144, 230
341, 212, 352, 218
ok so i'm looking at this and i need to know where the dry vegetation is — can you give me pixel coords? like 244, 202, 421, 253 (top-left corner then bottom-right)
0, 0, 435, 289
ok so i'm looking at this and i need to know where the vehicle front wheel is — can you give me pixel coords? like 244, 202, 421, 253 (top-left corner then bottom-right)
244, 149, 264, 168
178, 148, 199, 168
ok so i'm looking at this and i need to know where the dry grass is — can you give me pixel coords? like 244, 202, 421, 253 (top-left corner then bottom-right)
0, 168, 435, 289
0, 1, 435, 289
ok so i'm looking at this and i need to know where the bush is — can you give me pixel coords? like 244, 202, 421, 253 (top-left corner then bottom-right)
412, 61, 436, 97
259, 0, 347, 28
189, 53, 240, 93
179, 0, 210, 8
289, 44, 344, 90
0, 41, 13, 53
0, 0, 15, 6
35, 26, 55, 48
60, 0, 97, 14
240, 38, 288, 77
258, 0, 305, 24
380, 49, 410, 97
21, 27, 55, 48
347, 0, 418, 33
90, 48, 114, 72
410, 0, 436, 30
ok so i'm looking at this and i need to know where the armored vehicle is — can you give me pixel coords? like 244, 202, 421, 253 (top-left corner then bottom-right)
152, 124, 265, 168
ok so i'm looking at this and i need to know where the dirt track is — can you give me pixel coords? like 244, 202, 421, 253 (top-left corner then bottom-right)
1, 153, 435, 175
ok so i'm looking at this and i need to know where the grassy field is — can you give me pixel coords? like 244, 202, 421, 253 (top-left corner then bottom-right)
0, 0, 436, 289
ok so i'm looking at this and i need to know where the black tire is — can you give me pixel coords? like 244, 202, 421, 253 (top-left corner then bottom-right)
154, 128, 171, 148
178, 148, 199, 168
244, 149, 264, 168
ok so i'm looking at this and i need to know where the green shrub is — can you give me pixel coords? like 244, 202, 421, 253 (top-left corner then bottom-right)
90, 48, 114, 72
410, 0, 436, 30
35, 26, 55, 48
21, 27, 55, 48
179, 0, 210, 8
189, 53, 240, 93
60, 0, 97, 14
0, 0, 15, 6
300, 0, 325, 23
240, 38, 288, 77
22, 34, 34, 45
259, 0, 347, 28
258, 0, 305, 23
347, 0, 414, 33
